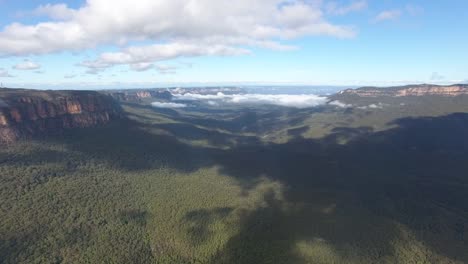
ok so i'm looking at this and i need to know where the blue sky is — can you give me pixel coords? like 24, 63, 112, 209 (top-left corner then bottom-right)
0, 0, 467, 89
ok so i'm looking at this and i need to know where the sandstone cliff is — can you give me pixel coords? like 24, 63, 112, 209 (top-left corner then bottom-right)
105, 90, 172, 102
0, 89, 123, 143
338, 84, 468, 98
104, 87, 245, 102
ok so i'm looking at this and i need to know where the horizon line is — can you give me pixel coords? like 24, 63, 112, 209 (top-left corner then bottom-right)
1, 82, 467, 91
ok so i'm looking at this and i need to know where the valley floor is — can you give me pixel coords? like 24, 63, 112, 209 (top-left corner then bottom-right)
1, 101, 468, 263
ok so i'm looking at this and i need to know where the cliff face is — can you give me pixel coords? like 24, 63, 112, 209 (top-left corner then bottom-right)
338, 84, 468, 97
0, 89, 123, 143
105, 90, 172, 102
105, 87, 246, 102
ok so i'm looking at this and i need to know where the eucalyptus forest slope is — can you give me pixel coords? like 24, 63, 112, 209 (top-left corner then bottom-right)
1, 87, 468, 263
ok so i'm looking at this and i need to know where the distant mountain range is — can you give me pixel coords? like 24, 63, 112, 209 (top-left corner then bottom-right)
2, 83, 468, 263
336, 84, 468, 98
2, 84, 468, 144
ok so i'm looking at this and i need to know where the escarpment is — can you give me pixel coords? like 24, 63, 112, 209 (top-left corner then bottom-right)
104, 87, 246, 102
0, 89, 123, 143
105, 90, 173, 102
338, 84, 468, 98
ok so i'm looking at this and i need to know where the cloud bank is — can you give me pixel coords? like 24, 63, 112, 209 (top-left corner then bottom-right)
329, 100, 388, 110
151, 102, 187, 108
173, 92, 328, 108
0, 0, 358, 71
328, 100, 352, 108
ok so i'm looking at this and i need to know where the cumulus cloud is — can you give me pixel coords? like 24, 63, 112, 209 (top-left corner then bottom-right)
0, 68, 14, 77
326, 0, 367, 15
128, 62, 177, 73
130, 62, 154, 72
151, 102, 187, 108
373, 10, 402, 22
13, 60, 41, 70
80, 42, 251, 71
173, 92, 328, 108
31, 3, 77, 20
0, 0, 356, 71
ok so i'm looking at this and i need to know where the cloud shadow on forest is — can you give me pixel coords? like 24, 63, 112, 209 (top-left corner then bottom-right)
14, 105, 468, 263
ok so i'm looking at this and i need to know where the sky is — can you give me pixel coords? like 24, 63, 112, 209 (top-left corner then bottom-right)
0, 0, 467, 89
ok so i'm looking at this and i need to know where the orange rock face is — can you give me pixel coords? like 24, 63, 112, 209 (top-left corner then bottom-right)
66, 100, 83, 114
0, 89, 122, 144
395, 86, 468, 97
0, 112, 8, 126
9, 109, 22, 122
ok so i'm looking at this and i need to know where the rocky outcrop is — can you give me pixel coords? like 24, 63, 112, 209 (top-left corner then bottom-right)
338, 84, 468, 98
0, 89, 123, 144
105, 90, 172, 102
105, 87, 246, 102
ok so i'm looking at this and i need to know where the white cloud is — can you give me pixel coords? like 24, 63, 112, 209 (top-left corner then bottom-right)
0, 68, 14, 77
129, 62, 177, 73
327, 0, 367, 15
0, 0, 356, 71
13, 60, 41, 70
130, 62, 154, 72
173, 92, 328, 108
85, 68, 103, 75
373, 10, 402, 22
328, 100, 352, 108
151, 102, 187, 108
207, 100, 219, 106
329, 100, 388, 110
368, 103, 383, 109
80, 42, 251, 71
357, 102, 386, 109
32, 4, 77, 20
430, 72, 445, 81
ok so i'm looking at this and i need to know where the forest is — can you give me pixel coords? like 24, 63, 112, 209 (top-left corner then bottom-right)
1, 97, 468, 263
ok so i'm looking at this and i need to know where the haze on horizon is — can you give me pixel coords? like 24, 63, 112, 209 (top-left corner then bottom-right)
0, 0, 467, 89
